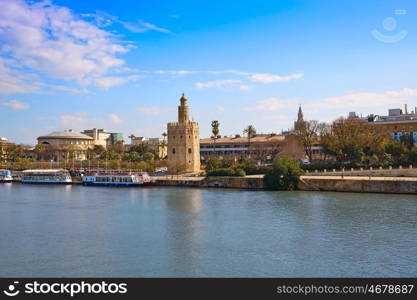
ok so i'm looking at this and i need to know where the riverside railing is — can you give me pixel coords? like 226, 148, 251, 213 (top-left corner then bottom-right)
305, 165, 416, 177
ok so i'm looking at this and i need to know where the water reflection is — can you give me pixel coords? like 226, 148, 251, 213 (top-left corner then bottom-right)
164, 188, 202, 213
163, 188, 203, 276
0, 185, 416, 277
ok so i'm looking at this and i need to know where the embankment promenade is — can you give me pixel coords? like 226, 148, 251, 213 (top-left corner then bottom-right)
299, 176, 417, 194
154, 170, 417, 194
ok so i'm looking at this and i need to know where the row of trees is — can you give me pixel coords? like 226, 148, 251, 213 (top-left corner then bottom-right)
294, 117, 417, 168
204, 157, 271, 176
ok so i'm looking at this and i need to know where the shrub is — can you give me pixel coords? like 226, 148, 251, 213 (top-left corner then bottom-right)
207, 167, 246, 177
205, 157, 221, 171
264, 157, 305, 190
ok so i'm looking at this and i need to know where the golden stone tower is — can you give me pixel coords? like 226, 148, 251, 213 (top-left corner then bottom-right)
167, 93, 200, 174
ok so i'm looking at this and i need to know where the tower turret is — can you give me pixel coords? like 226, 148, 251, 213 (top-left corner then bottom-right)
178, 93, 189, 124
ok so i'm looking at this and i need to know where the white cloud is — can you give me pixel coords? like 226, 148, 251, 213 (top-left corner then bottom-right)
303, 88, 417, 121
88, 75, 140, 89
239, 85, 253, 91
50, 85, 92, 95
59, 112, 90, 129
386, 88, 417, 97
155, 70, 196, 75
0, 0, 135, 94
58, 111, 120, 130
216, 105, 224, 112
137, 107, 163, 116
244, 98, 293, 112
249, 73, 304, 83
0, 58, 42, 94
196, 79, 241, 89
108, 113, 122, 124
1, 100, 29, 110
84, 11, 171, 34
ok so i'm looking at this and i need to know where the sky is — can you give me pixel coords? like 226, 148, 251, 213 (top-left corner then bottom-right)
1, 0, 417, 145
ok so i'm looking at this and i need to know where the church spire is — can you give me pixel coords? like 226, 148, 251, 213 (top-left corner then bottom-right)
297, 104, 304, 122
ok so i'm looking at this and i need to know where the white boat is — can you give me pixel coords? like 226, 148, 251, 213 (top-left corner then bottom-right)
0, 170, 12, 182
21, 169, 72, 184
82, 172, 153, 187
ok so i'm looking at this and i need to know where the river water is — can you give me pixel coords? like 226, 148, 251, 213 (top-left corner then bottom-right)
0, 183, 416, 277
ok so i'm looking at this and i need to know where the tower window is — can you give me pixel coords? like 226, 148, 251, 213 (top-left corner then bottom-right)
172, 148, 176, 154
188, 148, 192, 154
180, 136, 183, 139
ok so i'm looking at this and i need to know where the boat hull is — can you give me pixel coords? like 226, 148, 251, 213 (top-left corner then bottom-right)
21, 180, 72, 184
82, 182, 141, 187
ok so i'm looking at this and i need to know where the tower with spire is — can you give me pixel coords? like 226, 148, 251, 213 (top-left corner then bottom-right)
167, 93, 200, 173
294, 105, 306, 131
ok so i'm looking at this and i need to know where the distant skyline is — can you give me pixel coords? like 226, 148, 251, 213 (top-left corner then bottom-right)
1, 0, 417, 144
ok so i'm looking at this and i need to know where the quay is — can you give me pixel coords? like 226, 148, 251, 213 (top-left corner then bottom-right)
298, 175, 417, 194
6, 171, 417, 194
153, 175, 264, 189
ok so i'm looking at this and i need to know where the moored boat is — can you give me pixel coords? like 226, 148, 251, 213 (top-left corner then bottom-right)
82, 172, 153, 187
21, 169, 72, 184
0, 170, 12, 182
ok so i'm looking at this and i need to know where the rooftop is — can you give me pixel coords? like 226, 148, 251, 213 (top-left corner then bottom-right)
38, 130, 94, 140
200, 135, 285, 144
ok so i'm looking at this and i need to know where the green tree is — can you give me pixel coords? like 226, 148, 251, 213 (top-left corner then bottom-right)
92, 145, 106, 156
130, 144, 149, 156
205, 157, 221, 172
211, 120, 220, 154
143, 152, 155, 161
294, 120, 325, 162
243, 125, 256, 157
399, 132, 414, 149
263, 157, 304, 190
320, 117, 390, 165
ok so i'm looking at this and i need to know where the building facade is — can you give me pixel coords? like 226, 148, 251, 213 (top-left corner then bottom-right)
82, 128, 124, 148
0, 137, 13, 162
167, 94, 200, 173
352, 106, 417, 142
130, 136, 167, 159
37, 129, 94, 161
200, 134, 304, 163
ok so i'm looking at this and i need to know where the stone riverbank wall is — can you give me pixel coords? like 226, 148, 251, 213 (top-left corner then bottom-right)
298, 176, 417, 194
154, 175, 264, 189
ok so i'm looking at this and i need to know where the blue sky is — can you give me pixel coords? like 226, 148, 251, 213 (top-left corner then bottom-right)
1, 0, 417, 144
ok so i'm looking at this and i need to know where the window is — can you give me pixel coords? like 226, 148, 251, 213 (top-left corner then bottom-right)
172, 148, 176, 154
188, 148, 192, 154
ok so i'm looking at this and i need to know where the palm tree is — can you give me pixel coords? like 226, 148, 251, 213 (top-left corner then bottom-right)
211, 120, 220, 155
34, 144, 47, 161
128, 134, 136, 145
161, 132, 168, 159
243, 125, 256, 156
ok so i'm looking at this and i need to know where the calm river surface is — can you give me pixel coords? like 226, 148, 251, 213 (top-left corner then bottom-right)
0, 183, 416, 277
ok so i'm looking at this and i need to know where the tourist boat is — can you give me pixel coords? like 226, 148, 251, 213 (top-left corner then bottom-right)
81, 172, 153, 187
0, 170, 12, 182
21, 169, 72, 184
